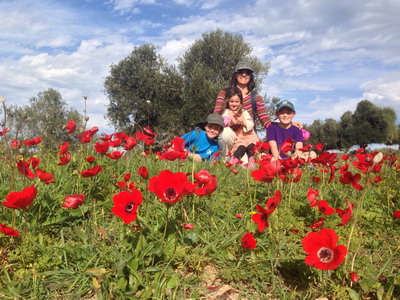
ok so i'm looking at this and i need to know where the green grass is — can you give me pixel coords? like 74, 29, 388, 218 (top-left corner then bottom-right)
0, 143, 399, 299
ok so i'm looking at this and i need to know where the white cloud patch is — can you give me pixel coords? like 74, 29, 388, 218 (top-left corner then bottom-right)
158, 38, 194, 64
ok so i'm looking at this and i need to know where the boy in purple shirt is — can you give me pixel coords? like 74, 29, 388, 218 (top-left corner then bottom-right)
267, 100, 303, 160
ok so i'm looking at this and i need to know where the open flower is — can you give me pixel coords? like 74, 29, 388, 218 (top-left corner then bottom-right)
241, 233, 257, 249
62, 194, 85, 209
23, 136, 42, 146
65, 120, 76, 134
81, 165, 102, 177
302, 228, 347, 270
266, 190, 282, 211
2, 185, 38, 209
111, 190, 143, 224
35, 168, 54, 184
336, 200, 354, 226
148, 170, 190, 204
251, 204, 274, 232
0, 223, 20, 237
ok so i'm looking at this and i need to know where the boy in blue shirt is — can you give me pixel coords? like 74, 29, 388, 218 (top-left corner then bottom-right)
181, 114, 224, 161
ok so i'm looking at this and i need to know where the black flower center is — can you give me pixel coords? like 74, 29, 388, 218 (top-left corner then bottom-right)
164, 188, 177, 200
125, 202, 135, 214
317, 247, 334, 263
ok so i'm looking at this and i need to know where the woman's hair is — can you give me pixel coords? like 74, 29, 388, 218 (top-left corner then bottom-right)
229, 71, 256, 92
223, 87, 243, 115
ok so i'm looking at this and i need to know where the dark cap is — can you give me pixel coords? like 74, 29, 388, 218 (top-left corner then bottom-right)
235, 61, 254, 73
206, 113, 224, 129
276, 100, 296, 113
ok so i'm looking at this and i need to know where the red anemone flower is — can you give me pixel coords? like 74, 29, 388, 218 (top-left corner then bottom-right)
136, 131, 155, 145
183, 223, 195, 229
148, 170, 189, 204
123, 135, 137, 150
106, 151, 124, 159
86, 156, 95, 163
0, 128, 9, 137
241, 233, 257, 249
317, 200, 335, 215
308, 217, 326, 229
315, 143, 325, 151
62, 194, 85, 209
159, 137, 189, 161
393, 211, 400, 219
281, 137, 294, 155
266, 190, 282, 210
302, 228, 347, 270
307, 188, 319, 208
29, 156, 40, 169
11, 139, 21, 149
23, 136, 42, 146
124, 173, 132, 182
81, 165, 102, 177
251, 160, 282, 182
251, 204, 274, 232
339, 171, 363, 191
109, 137, 122, 148
2, 185, 38, 209
65, 120, 77, 134
35, 168, 54, 184
16, 160, 35, 179
194, 170, 212, 187
336, 200, 354, 226
350, 272, 359, 283
0, 223, 20, 237
194, 175, 217, 196
137, 166, 149, 179
111, 189, 143, 224
94, 141, 110, 154
59, 142, 69, 155
58, 152, 71, 166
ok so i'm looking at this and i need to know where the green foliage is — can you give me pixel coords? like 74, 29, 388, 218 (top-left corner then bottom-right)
5, 88, 84, 149
104, 30, 270, 136
305, 100, 398, 150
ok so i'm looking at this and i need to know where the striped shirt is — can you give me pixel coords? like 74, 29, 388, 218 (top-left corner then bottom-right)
213, 89, 271, 128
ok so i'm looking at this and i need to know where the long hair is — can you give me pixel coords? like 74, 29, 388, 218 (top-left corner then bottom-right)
222, 87, 243, 115
229, 71, 256, 92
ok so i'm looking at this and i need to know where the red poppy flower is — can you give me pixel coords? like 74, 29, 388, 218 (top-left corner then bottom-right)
281, 137, 294, 155
302, 228, 347, 270
106, 151, 124, 159
315, 143, 325, 151
251, 204, 274, 232
336, 200, 354, 226
183, 223, 195, 229
23, 136, 42, 146
2, 185, 38, 209
113, 132, 127, 140
124, 173, 132, 182
350, 272, 359, 283
137, 166, 148, 179
11, 139, 21, 149
353, 153, 374, 173
143, 125, 157, 137
241, 233, 257, 249
58, 152, 71, 166
109, 137, 122, 148
86, 156, 95, 163
16, 160, 35, 179
35, 168, 54, 184
94, 141, 110, 154
194, 170, 212, 186
308, 217, 325, 229
235, 213, 243, 219
159, 137, 189, 161
251, 160, 282, 182
341, 155, 349, 161
339, 171, 363, 191
65, 120, 76, 134
393, 211, 400, 219
317, 200, 335, 215
148, 170, 189, 204
266, 190, 282, 210
0, 223, 20, 237
111, 189, 143, 224
123, 135, 137, 150
307, 188, 319, 208
136, 131, 155, 145
255, 141, 270, 153
312, 152, 338, 167
194, 175, 217, 196
339, 163, 349, 174
81, 165, 102, 177
0, 128, 9, 136
62, 194, 85, 209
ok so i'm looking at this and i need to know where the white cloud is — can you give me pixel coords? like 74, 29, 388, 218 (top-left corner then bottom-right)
158, 38, 194, 64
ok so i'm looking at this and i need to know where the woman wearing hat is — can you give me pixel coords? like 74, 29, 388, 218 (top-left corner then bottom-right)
213, 61, 271, 161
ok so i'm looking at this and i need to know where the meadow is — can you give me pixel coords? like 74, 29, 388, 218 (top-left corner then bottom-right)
0, 124, 399, 299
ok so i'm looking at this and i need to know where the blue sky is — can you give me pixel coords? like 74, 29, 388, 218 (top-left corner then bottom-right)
1, 0, 399, 134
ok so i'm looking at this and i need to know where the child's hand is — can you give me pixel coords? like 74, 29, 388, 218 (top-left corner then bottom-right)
192, 154, 202, 162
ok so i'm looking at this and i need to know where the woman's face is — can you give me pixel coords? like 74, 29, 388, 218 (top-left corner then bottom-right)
236, 69, 252, 86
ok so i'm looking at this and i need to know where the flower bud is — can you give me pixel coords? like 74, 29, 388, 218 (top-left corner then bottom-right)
19, 148, 27, 155
350, 272, 358, 283
0, 97, 5, 103
373, 152, 383, 164
84, 116, 89, 121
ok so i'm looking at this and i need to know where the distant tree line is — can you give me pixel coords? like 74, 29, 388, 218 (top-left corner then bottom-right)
304, 100, 399, 151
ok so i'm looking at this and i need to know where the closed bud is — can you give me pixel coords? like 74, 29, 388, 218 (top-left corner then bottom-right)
0, 97, 5, 103
350, 272, 358, 283
21, 112, 28, 120
373, 152, 383, 164
19, 148, 27, 155
84, 116, 89, 121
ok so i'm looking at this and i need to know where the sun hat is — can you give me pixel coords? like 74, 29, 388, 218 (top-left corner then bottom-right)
235, 61, 254, 73
206, 113, 225, 129
276, 100, 296, 113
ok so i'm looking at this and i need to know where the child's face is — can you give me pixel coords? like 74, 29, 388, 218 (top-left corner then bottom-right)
205, 123, 222, 139
228, 95, 241, 111
276, 108, 295, 125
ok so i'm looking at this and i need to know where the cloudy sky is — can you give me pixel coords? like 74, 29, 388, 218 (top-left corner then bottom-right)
1, 0, 399, 133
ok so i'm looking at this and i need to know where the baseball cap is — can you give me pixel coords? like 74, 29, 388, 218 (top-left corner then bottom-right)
276, 100, 296, 113
235, 61, 254, 73
206, 113, 225, 129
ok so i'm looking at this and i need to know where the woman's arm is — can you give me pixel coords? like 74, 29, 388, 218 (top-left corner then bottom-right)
254, 94, 271, 128
213, 89, 226, 114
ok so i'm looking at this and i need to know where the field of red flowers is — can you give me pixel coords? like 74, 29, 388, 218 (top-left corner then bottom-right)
0, 121, 399, 299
